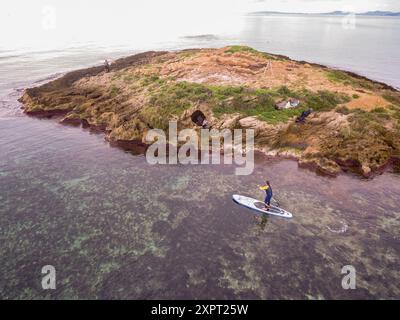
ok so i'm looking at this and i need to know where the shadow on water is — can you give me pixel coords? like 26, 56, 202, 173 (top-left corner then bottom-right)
254, 214, 270, 234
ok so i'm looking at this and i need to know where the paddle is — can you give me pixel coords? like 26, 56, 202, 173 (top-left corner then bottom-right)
272, 197, 281, 207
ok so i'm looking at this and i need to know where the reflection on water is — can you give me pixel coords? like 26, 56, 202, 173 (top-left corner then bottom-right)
0, 115, 399, 299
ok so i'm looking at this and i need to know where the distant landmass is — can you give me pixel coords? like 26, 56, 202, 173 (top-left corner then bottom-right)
327, 11, 400, 16
250, 11, 400, 17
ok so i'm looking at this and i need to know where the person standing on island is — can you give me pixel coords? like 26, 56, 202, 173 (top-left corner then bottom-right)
104, 59, 110, 73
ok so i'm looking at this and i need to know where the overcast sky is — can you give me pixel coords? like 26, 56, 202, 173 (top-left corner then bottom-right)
2, 0, 400, 17
248, 0, 400, 13
1, 0, 399, 50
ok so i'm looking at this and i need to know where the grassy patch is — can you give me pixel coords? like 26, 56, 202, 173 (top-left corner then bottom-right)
370, 107, 391, 120
123, 75, 136, 83
224, 45, 283, 61
111, 72, 124, 81
210, 85, 299, 124
392, 109, 400, 121
326, 70, 376, 90
140, 74, 163, 86
326, 70, 352, 82
371, 107, 387, 113
300, 89, 350, 111
381, 104, 400, 122
351, 112, 397, 139
213, 95, 299, 124
109, 85, 121, 98
143, 81, 351, 125
142, 81, 212, 129
382, 93, 400, 106
212, 85, 349, 123
225, 45, 260, 55
349, 108, 394, 127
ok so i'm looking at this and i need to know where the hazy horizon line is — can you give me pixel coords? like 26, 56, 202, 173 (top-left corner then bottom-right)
249, 10, 400, 15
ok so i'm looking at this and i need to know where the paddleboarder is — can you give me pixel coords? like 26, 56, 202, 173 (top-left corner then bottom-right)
258, 180, 273, 210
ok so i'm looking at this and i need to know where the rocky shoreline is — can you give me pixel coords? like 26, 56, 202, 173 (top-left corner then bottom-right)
19, 46, 400, 178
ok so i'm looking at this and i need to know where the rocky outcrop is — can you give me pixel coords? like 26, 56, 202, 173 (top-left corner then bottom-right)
19, 46, 400, 178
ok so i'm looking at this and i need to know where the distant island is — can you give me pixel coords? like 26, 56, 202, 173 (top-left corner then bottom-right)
250, 11, 400, 17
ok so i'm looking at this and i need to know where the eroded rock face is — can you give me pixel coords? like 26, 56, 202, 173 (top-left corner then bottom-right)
19, 46, 400, 177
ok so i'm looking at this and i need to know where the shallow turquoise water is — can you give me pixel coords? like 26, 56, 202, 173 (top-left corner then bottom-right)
0, 115, 399, 299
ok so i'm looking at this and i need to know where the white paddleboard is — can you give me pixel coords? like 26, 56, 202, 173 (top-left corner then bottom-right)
232, 194, 293, 219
